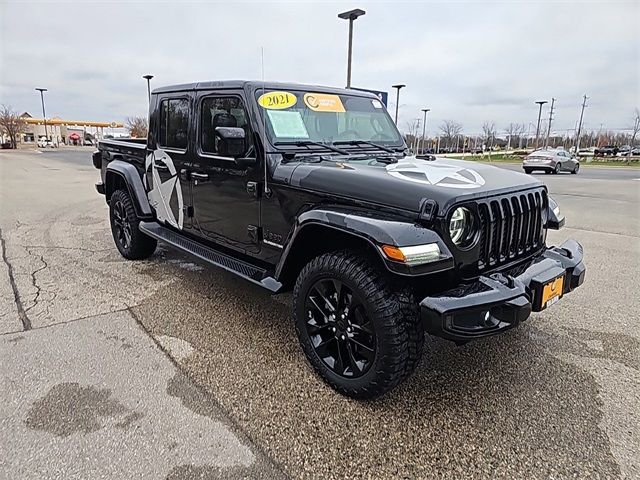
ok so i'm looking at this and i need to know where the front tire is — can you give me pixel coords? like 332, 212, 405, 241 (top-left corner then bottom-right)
554, 163, 561, 174
109, 189, 157, 260
524, 168, 532, 174
572, 164, 580, 174
293, 250, 424, 399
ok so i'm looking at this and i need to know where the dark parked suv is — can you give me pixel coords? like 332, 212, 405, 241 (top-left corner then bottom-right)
93, 81, 585, 398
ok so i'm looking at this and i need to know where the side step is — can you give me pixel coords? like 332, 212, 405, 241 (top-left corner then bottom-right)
139, 221, 282, 292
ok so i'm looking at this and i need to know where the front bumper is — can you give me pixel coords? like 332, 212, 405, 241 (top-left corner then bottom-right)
420, 239, 585, 342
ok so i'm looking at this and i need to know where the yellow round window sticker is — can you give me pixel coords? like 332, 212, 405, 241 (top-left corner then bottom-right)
257, 91, 297, 110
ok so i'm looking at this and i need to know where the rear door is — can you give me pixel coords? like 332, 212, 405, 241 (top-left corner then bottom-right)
558, 151, 569, 170
146, 95, 193, 231
190, 90, 261, 253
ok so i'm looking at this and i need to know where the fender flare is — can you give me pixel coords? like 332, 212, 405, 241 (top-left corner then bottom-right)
275, 208, 454, 280
105, 160, 153, 218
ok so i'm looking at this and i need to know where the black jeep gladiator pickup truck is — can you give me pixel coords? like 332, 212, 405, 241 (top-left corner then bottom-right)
93, 81, 585, 398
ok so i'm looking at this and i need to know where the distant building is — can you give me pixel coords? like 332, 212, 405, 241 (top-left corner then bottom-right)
17, 113, 123, 146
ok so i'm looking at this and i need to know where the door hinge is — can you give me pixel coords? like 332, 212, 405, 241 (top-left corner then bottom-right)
246, 181, 261, 198
247, 225, 262, 243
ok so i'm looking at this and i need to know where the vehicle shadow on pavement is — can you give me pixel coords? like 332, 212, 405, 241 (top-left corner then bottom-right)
131, 250, 621, 480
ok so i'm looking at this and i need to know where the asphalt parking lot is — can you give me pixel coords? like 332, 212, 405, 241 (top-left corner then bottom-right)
1, 148, 639, 479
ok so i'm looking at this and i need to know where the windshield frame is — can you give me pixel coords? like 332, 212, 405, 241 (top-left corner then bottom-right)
251, 87, 406, 153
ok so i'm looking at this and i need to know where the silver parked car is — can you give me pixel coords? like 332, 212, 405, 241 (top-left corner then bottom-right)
523, 149, 579, 175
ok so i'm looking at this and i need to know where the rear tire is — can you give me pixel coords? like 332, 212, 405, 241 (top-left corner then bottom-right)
524, 168, 532, 174
293, 250, 424, 399
554, 163, 561, 174
109, 189, 157, 260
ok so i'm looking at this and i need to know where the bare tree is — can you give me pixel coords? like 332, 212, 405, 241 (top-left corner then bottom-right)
504, 123, 526, 150
125, 116, 148, 138
627, 108, 640, 164
0, 105, 27, 149
482, 122, 496, 149
439, 120, 463, 150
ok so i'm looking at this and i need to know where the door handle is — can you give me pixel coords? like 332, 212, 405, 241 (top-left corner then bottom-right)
154, 161, 168, 171
191, 172, 209, 181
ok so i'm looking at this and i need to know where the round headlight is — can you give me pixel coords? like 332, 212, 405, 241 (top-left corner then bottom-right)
449, 207, 475, 246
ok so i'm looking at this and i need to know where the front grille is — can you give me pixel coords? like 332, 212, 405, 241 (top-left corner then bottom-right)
477, 189, 547, 270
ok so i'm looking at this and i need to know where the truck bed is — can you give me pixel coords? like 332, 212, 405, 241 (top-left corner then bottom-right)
98, 138, 147, 165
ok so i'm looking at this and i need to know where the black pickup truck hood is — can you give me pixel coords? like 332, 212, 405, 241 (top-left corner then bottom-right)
287, 156, 542, 214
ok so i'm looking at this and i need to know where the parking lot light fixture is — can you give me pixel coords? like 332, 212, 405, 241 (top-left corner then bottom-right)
534, 100, 548, 149
338, 9, 366, 89
35, 88, 48, 142
143, 75, 154, 101
392, 84, 406, 125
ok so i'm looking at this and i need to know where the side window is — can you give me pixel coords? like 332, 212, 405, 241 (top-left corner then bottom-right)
159, 98, 189, 149
200, 96, 252, 155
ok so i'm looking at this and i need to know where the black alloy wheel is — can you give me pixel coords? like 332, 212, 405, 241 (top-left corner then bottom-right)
109, 189, 157, 260
304, 278, 376, 378
112, 199, 132, 250
293, 250, 425, 399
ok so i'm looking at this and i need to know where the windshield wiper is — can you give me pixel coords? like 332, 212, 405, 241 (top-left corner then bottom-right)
333, 139, 398, 153
274, 140, 349, 155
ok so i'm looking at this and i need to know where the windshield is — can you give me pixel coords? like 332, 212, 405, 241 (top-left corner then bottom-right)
254, 89, 403, 149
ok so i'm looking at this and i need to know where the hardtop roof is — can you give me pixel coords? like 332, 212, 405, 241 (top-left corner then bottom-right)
151, 80, 379, 98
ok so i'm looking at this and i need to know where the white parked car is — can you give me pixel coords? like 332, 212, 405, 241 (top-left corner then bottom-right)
37, 138, 57, 148
577, 147, 595, 157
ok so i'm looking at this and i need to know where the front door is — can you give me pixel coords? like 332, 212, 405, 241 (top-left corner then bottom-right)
145, 95, 193, 232
190, 91, 261, 253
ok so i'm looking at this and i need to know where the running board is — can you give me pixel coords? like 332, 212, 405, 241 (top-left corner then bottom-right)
139, 221, 282, 292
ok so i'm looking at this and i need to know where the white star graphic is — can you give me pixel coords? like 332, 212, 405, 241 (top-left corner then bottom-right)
146, 150, 184, 228
386, 161, 485, 189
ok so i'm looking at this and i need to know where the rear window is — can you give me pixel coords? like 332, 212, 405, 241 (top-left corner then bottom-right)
159, 98, 189, 149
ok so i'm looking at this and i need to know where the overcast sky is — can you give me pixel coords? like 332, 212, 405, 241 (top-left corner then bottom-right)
1, 0, 638, 136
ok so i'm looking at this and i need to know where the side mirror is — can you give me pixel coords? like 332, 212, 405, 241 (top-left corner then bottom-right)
215, 126, 246, 157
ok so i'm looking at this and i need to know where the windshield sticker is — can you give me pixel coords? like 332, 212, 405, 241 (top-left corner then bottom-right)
386, 160, 486, 189
258, 91, 297, 110
372, 99, 383, 109
266, 110, 309, 138
303, 93, 346, 113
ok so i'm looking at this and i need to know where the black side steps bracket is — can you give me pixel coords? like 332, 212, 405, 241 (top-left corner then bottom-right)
139, 221, 282, 293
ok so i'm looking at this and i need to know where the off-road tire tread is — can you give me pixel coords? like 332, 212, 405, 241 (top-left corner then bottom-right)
110, 189, 157, 260
294, 250, 424, 399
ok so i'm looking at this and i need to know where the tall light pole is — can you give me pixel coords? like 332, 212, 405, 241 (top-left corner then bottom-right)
35, 88, 48, 142
143, 75, 154, 101
534, 100, 547, 149
420, 108, 430, 154
338, 9, 366, 89
392, 84, 405, 125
